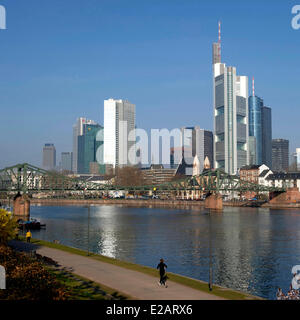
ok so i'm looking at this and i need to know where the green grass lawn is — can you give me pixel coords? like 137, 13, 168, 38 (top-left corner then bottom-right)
48, 267, 131, 300
18, 236, 263, 300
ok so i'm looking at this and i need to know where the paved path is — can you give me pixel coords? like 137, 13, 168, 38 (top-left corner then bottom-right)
9, 240, 225, 300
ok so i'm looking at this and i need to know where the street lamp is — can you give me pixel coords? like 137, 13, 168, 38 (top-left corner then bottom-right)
208, 210, 213, 291
87, 203, 90, 256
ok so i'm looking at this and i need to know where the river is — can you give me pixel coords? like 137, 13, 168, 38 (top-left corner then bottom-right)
28, 205, 300, 299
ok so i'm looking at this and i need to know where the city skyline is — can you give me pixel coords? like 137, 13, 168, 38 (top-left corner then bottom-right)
0, 0, 300, 168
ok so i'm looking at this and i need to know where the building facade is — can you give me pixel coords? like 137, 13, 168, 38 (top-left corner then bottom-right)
104, 99, 136, 168
72, 118, 97, 173
272, 139, 289, 172
296, 148, 300, 171
182, 127, 213, 172
248, 136, 256, 165
42, 143, 56, 170
77, 123, 104, 174
248, 95, 263, 164
213, 58, 249, 174
248, 94, 272, 167
240, 165, 260, 184
61, 152, 73, 172
261, 106, 272, 167
266, 172, 300, 192
142, 165, 176, 185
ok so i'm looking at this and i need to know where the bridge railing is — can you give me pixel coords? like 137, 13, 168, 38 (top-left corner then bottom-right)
0, 164, 286, 194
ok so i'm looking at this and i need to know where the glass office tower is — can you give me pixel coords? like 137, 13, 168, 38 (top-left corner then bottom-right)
78, 123, 104, 174
248, 96, 263, 164
248, 95, 272, 167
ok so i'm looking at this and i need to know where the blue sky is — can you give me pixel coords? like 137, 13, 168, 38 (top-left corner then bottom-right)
0, 0, 299, 167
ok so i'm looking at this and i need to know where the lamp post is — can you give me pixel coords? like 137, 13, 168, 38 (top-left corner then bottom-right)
208, 210, 213, 291
87, 203, 90, 256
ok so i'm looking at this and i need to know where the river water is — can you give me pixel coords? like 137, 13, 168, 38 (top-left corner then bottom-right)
29, 205, 300, 299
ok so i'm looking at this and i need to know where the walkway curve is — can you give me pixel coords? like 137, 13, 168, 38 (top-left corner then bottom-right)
9, 240, 225, 300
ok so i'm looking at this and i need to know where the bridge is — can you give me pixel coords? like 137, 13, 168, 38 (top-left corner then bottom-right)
0, 163, 286, 215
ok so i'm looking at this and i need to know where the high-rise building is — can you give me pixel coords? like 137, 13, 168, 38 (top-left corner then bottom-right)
42, 143, 56, 170
295, 148, 300, 171
182, 127, 213, 172
104, 99, 136, 168
213, 24, 249, 174
61, 152, 73, 172
261, 106, 272, 167
77, 123, 104, 174
170, 127, 213, 175
248, 94, 263, 164
248, 136, 257, 165
248, 80, 272, 167
72, 117, 97, 173
272, 139, 289, 172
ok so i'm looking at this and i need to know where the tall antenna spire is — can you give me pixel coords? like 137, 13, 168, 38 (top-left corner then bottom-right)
218, 21, 221, 61
252, 77, 255, 97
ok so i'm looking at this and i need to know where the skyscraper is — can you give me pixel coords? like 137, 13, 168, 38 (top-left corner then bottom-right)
213, 24, 249, 174
248, 136, 257, 165
77, 123, 104, 174
61, 152, 73, 172
72, 117, 97, 173
248, 91, 263, 164
248, 79, 272, 167
42, 143, 56, 170
261, 106, 272, 167
182, 127, 213, 173
292, 148, 300, 171
104, 99, 136, 168
272, 139, 289, 172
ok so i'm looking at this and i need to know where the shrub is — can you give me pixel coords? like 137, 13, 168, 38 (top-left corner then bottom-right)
0, 245, 69, 300
0, 209, 18, 244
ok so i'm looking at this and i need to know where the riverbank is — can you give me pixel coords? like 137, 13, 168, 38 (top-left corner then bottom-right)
29, 198, 207, 209
26, 198, 300, 210
10, 238, 262, 300
3, 197, 300, 211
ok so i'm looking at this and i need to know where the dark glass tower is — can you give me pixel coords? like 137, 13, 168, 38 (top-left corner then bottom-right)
77, 123, 104, 174
261, 106, 272, 167
248, 84, 272, 167
272, 139, 289, 172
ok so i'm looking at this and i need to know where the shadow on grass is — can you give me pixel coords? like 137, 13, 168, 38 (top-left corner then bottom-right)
53, 267, 128, 300
9, 239, 129, 300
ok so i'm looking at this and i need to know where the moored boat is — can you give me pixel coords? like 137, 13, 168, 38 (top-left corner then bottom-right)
17, 218, 46, 230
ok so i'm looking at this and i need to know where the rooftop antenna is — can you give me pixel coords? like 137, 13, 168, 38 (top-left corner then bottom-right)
252, 77, 255, 97
218, 21, 221, 62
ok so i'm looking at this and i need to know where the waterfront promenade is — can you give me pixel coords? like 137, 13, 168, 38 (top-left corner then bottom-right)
9, 240, 227, 300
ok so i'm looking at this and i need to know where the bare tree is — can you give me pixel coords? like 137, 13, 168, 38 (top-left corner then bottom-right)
288, 163, 299, 172
115, 167, 145, 186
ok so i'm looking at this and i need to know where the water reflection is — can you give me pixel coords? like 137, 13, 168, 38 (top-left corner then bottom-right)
30, 205, 300, 299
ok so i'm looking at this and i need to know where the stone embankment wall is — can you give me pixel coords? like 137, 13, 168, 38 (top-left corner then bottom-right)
29, 198, 207, 209
262, 188, 300, 209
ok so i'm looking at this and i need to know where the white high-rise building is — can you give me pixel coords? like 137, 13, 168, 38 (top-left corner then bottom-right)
296, 148, 300, 171
104, 99, 136, 168
213, 25, 249, 174
72, 117, 97, 173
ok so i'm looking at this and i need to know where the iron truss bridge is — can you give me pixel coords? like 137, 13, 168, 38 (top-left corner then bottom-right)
0, 163, 286, 194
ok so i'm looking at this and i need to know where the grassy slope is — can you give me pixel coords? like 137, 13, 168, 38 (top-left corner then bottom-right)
48, 268, 132, 300
23, 237, 263, 300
